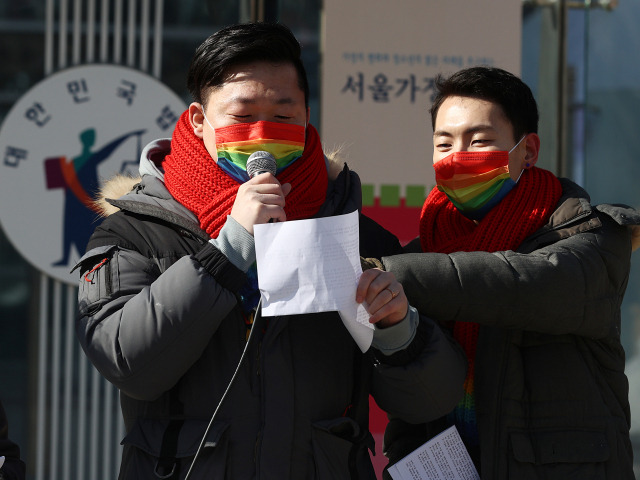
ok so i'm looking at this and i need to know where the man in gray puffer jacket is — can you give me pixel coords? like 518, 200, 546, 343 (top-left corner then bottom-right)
377, 66, 640, 479
74, 23, 467, 480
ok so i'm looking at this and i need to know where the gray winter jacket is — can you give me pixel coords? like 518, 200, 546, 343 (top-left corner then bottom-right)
74, 144, 467, 480
382, 178, 640, 479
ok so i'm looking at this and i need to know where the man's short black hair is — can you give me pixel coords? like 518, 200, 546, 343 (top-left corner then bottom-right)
429, 66, 539, 141
187, 22, 309, 108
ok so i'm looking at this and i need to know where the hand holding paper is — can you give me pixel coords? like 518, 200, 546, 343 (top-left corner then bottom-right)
356, 268, 407, 328
254, 211, 376, 351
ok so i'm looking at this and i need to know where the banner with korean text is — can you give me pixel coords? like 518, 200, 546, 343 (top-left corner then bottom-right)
321, 0, 522, 244
321, 3, 521, 476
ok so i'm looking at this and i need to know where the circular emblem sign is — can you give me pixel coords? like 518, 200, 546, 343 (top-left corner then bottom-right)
0, 64, 186, 284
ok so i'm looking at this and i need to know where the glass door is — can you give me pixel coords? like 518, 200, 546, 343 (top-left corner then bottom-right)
524, 1, 640, 475
580, 3, 640, 476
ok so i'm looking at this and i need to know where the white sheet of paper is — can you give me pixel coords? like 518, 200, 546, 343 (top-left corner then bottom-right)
254, 210, 374, 352
387, 426, 480, 480
0, 456, 4, 469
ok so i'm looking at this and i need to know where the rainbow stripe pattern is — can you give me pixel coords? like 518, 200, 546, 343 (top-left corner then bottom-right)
446, 321, 481, 462
447, 374, 479, 452
215, 120, 305, 173
435, 151, 516, 220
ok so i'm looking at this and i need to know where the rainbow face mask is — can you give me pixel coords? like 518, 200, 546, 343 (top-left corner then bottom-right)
434, 137, 525, 220
203, 114, 306, 183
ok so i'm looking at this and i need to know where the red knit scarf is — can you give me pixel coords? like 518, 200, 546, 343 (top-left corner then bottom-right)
419, 166, 562, 424
163, 110, 328, 238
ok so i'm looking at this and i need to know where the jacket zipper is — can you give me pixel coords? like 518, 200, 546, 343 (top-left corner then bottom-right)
255, 338, 264, 479
254, 308, 264, 478
492, 332, 511, 477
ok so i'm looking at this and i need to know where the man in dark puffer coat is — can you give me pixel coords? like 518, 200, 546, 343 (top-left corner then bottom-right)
377, 66, 640, 479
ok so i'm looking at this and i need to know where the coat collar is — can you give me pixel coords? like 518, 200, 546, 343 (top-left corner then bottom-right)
523, 177, 640, 252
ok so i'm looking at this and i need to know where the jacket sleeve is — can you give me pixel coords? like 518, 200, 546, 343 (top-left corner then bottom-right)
382, 212, 633, 339
75, 240, 245, 402
0, 400, 25, 480
369, 314, 467, 425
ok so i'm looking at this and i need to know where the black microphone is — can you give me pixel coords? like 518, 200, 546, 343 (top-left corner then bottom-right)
246, 151, 278, 223
246, 150, 277, 178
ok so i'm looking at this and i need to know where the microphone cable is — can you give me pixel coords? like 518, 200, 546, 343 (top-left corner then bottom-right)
183, 301, 264, 479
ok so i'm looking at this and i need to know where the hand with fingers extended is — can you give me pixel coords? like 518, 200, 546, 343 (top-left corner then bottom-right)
356, 268, 408, 329
230, 172, 292, 235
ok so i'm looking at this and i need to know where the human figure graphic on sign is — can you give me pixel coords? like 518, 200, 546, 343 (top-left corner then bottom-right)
44, 127, 145, 266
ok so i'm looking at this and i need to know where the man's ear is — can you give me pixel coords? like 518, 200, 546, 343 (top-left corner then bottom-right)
188, 102, 205, 139
523, 133, 540, 168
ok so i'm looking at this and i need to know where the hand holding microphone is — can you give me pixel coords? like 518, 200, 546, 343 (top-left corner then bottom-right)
230, 151, 291, 235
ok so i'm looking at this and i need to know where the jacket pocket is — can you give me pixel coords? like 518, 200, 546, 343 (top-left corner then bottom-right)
120, 418, 229, 479
75, 245, 119, 315
311, 417, 376, 480
508, 429, 609, 479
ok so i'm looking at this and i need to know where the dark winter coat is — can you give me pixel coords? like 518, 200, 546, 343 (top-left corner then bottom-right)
75, 147, 467, 480
383, 179, 640, 479
0, 399, 25, 480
